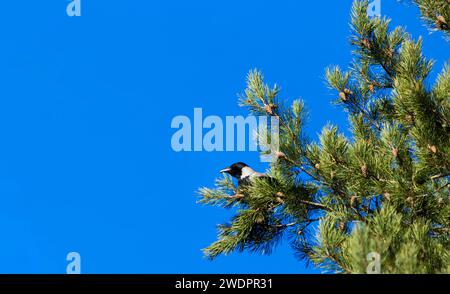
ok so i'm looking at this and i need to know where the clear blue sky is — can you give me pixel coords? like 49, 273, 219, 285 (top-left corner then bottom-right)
0, 1, 447, 273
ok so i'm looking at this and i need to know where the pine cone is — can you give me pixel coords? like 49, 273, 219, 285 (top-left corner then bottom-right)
276, 192, 285, 198
428, 145, 437, 154
361, 38, 371, 49
275, 151, 287, 160
436, 15, 448, 30
339, 89, 352, 102
361, 164, 368, 177
392, 148, 398, 158
264, 103, 277, 115
405, 114, 414, 123
350, 195, 358, 206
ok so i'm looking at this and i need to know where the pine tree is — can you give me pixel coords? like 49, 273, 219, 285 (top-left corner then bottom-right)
198, 0, 449, 274
412, 0, 450, 39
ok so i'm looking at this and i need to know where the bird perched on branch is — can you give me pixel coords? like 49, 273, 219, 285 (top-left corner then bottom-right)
220, 162, 274, 187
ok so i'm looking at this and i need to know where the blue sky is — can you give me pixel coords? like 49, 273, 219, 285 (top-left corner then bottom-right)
0, 1, 447, 273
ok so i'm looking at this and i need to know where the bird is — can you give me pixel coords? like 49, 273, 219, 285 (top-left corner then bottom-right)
220, 162, 271, 187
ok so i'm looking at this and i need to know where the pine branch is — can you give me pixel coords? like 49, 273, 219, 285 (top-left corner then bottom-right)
412, 0, 450, 39
430, 173, 450, 180
198, 0, 450, 273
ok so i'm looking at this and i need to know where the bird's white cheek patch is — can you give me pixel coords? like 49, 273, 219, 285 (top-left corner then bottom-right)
241, 167, 256, 179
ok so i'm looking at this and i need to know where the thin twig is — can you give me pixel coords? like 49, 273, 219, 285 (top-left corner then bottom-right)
297, 199, 333, 212
431, 173, 450, 180
225, 194, 245, 200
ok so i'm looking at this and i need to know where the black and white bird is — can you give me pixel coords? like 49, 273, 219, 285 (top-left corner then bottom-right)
220, 162, 271, 187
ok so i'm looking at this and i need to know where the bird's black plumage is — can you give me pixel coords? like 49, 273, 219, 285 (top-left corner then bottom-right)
220, 162, 274, 187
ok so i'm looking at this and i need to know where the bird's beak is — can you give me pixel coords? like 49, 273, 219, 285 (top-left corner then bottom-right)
220, 167, 231, 174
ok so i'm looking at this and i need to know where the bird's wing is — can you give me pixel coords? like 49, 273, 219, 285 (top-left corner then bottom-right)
252, 172, 268, 178
238, 167, 278, 187
249, 172, 279, 186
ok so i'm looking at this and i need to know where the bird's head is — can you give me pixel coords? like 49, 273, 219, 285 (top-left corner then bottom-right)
220, 162, 249, 179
